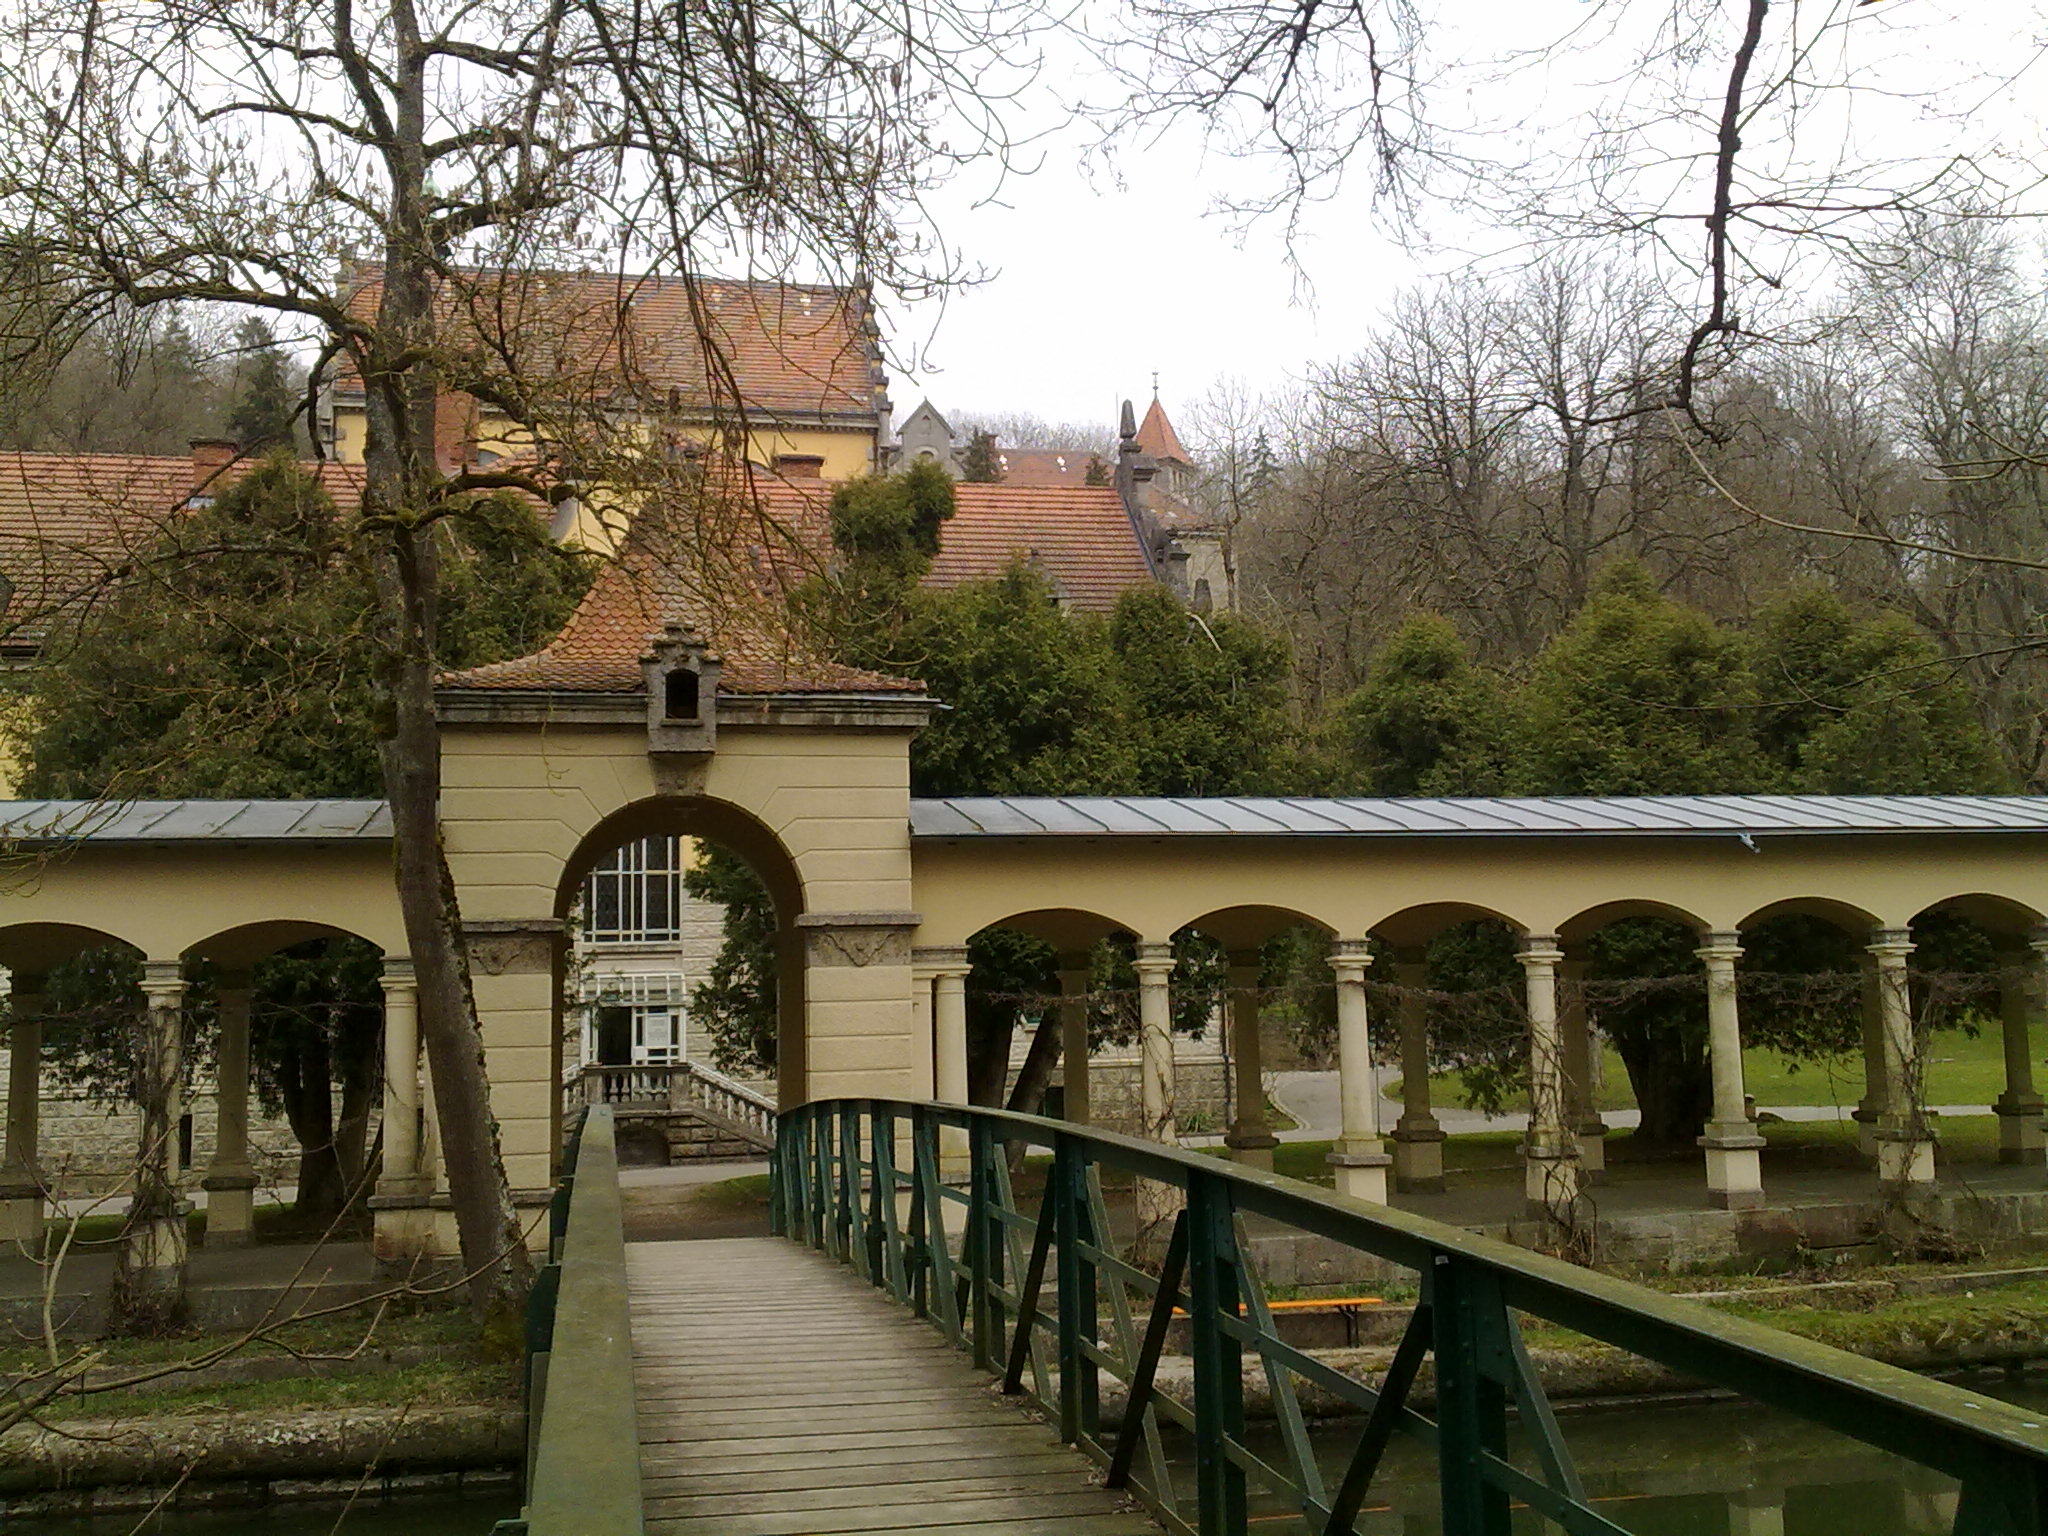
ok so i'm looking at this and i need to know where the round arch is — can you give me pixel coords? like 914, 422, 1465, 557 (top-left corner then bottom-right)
1371, 901, 1527, 950
0, 921, 141, 974
554, 794, 809, 1113
973, 907, 1128, 962
1736, 896, 1883, 935
183, 919, 388, 970
1558, 898, 1712, 948
1180, 904, 1334, 956
1908, 892, 2047, 941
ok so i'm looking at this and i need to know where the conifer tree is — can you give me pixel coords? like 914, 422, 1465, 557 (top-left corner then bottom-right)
224, 318, 300, 451
958, 429, 1004, 483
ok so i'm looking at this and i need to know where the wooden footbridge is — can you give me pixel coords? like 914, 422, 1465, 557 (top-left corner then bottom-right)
502, 1104, 2048, 1536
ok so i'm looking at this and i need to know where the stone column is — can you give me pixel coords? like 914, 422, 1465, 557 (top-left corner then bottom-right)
1133, 941, 1184, 1237
927, 947, 971, 1178
1868, 929, 1936, 1187
0, 973, 46, 1244
908, 955, 937, 1101
1327, 939, 1391, 1202
377, 960, 424, 1194
200, 972, 259, 1247
1558, 955, 1609, 1183
1057, 961, 1091, 1125
1223, 958, 1277, 1169
116, 962, 191, 1317
1853, 952, 1885, 1155
1519, 936, 1581, 1216
1389, 950, 1444, 1195
1993, 933, 2046, 1165
1696, 932, 1766, 1210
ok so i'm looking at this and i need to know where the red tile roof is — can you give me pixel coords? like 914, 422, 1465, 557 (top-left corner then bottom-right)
930, 485, 1154, 611
0, 451, 364, 648
333, 269, 885, 422
990, 448, 1110, 488
1136, 398, 1192, 465
440, 472, 920, 697
446, 469, 1160, 695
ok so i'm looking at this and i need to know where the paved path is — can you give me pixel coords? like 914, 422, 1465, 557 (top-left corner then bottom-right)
627, 1235, 1155, 1536
1267, 1068, 1996, 1139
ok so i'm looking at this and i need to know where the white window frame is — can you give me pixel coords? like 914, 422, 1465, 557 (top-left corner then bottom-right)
583, 835, 684, 944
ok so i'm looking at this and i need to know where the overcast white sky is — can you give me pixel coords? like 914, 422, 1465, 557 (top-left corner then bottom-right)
885, 0, 2048, 441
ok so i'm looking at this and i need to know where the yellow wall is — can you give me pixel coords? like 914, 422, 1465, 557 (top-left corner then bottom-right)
906, 832, 2048, 951
329, 405, 876, 499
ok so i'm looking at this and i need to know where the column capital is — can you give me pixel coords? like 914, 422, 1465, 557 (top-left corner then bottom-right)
1225, 962, 1261, 989
6, 971, 47, 999
380, 957, 417, 990
913, 944, 970, 980
1328, 938, 1373, 982
1517, 935, 1564, 970
1866, 929, 1915, 962
1056, 966, 1092, 995
1132, 941, 1176, 979
215, 968, 255, 996
140, 960, 186, 1003
1695, 932, 1743, 965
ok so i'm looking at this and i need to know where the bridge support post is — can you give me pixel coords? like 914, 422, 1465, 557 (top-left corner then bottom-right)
1390, 951, 1445, 1195
1057, 963, 1091, 1126
1518, 937, 1580, 1220
1558, 955, 1608, 1184
1868, 930, 1936, 1188
1697, 933, 1765, 1211
0, 973, 45, 1245
200, 973, 259, 1247
1327, 940, 1390, 1203
1994, 933, 2047, 1165
1134, 942, 1184, 1241
1224, 959, 1276, 1169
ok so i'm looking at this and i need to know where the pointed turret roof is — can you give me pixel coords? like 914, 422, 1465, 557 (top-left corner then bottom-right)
1135, 396, 1191, 465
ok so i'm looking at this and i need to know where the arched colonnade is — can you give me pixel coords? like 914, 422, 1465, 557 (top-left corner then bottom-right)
906, 798, 2048, 1214
0, 803, 415, 1296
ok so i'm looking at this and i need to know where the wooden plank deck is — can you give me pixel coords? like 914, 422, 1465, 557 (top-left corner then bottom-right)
628, 1236, 1157, 1536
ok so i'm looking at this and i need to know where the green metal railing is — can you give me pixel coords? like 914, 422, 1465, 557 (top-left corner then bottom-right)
500, 1104, 643, 1536
773, 1099, 2048, 1536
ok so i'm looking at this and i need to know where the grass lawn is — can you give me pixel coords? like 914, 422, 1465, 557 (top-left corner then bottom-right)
52, 1200, 371, 1249
1391, 1022, 2031, 1117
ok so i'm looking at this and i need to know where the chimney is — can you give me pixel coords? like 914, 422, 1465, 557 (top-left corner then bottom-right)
188, 439, 239, 504
773, 453, 826, 479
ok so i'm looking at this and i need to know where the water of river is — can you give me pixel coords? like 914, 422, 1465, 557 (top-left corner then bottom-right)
1159, 1376, 2048, 1536
18, 1377, 2043, 1533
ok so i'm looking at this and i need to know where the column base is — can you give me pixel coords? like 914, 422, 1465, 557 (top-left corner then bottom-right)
1391, 1123, 1446, 1195
1574, 1119, 1611, 1184
1225, 1124, 1279, 1172
1329, 1142, 1392, 1204
1700, 1127, 1766, 1210
200, 1169, 259, 1248
118, 1201, 193, 1299
0, 1176, 43, 1244
1995, 1098, 2046, 1165
1523, 1148, 1581, 1214
1875, 1125, 1937, 1186
1852, 1105, 1880, 1156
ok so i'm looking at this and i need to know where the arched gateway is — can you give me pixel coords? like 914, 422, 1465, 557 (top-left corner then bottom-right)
7, 580, 2048, 1267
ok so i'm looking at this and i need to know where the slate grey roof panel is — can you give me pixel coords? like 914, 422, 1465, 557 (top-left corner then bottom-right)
0, 799, 393, 843
909, 795, 2048, 839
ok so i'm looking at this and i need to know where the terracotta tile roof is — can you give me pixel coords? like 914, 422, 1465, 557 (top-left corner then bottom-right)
0, 451, 364, 649
930, 484, 1155, 611
447, 467, 1161, 695
989, 448, 1109, 488
1136, 398, 1192, 465
333, 269, 885, 422
440, 475, 920, 696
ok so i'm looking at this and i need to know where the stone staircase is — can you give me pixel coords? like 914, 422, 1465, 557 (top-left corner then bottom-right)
569, 1060, 776, 1166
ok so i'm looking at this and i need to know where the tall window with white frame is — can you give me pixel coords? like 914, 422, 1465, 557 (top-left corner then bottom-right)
580, 835, 689, 1069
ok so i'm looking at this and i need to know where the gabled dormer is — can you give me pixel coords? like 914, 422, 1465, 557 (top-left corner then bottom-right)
642, 623, 721, 754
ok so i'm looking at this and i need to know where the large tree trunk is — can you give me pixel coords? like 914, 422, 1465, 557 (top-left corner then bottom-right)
1004, 1013, 1063, 1117
1610, 1021, 1713, 1148
279, 1030, 346, 1222
359, 153, 531, 1316
333, 1013, 381, 1209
